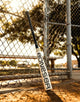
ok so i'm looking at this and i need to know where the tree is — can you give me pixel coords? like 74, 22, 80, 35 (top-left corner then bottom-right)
48, 2, 66, 55
0, 0, 80, 67
1, 61, 6, 66
71, 2, 80, 67
49, 1, 80, 67
0, 3, 44, 48
6, 61, 10, 66
9, 60, 17, 66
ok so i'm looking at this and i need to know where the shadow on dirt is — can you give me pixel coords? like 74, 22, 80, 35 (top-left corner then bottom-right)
46, 90, 63, 102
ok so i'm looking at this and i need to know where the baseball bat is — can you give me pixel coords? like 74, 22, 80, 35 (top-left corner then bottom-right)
26, 11, 52, 90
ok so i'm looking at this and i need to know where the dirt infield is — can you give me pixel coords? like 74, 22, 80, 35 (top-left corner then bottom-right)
0, 80, 80, 102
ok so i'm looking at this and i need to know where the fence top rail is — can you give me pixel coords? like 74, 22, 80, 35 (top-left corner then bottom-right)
0, 54, 62, 60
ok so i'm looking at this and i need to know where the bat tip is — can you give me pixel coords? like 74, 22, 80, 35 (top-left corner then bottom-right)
26, 11, 29, 15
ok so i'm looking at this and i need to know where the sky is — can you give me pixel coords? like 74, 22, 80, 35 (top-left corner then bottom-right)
0, 37, 77, 64
55, 55, 77, 64
0, 38, 36, 56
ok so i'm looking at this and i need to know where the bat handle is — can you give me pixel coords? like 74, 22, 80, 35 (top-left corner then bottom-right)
26, 11, 38, 49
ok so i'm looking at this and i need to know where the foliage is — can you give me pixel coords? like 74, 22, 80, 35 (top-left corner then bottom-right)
0, 3, 44, 49
9, 60, 17, 66
0, 60, 17, 66
71, 2, 80, 67
0, 61, 6, 66
0, 0, 80, 67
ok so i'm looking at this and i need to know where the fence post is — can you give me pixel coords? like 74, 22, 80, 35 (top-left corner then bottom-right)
44, 0, 49, 69
66, 0, 72, 79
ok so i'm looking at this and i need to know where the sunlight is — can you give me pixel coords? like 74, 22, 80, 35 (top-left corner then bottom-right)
10, 0, 22, 12
10, 0, 39, 12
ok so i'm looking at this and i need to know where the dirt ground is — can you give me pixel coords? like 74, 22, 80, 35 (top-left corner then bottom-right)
0, 79, 80, 102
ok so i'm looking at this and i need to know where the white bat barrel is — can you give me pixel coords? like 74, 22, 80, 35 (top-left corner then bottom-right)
36, 48, 52, 90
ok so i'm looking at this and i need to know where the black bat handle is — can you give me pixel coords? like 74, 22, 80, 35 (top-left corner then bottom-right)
26, 11, 38, 49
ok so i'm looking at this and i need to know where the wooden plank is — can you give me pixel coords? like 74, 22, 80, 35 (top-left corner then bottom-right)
0, 68, 40, 75
0, 72, 68, 81
0, 74, 41, 81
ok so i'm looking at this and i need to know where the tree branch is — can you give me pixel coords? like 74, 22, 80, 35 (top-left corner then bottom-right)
0, 9, 23, 18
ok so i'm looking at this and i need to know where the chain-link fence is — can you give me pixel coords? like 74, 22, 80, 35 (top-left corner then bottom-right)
47, 0, 67, 70
71, 0, 80, 69
0, 0, 45, 91
46, 0, 80, 70
0, 0, 80, 96
0, 0, 42, 70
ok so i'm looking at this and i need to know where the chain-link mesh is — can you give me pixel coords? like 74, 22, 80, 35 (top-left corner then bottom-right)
71, 0, 80, 68
0, 0, 68, 90
0, 0, 80, 101
47, 0, 80, 70
0, 0, 44, 90
47, 0, 67, 71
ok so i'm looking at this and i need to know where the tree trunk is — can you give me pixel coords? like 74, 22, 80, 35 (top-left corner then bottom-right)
77, 58, 80, 68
